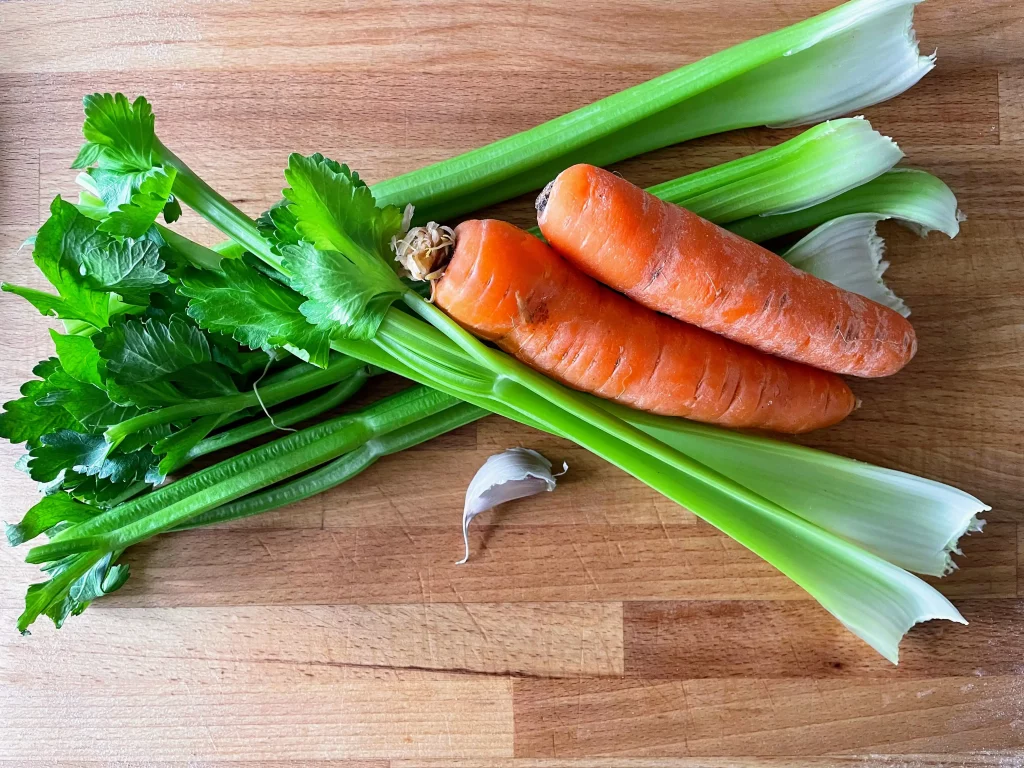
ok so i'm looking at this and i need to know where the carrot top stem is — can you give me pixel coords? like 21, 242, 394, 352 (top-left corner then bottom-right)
392, 222, 456, 282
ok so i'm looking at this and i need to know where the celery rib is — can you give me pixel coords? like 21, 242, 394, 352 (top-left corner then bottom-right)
175, 402, 486, 530
104, 355, 363, 445
187, 369, 372, 460
28, 385, 461, 562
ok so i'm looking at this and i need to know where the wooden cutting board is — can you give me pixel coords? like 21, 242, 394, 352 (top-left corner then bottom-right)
1, 0, 1022, 763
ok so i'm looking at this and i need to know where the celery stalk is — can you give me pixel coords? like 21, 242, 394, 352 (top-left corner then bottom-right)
648, 118, 902, 223
372, 0, 933, 223
729, 168, 962, 242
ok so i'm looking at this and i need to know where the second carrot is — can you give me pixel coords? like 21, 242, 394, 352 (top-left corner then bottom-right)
536, 164, 917, 378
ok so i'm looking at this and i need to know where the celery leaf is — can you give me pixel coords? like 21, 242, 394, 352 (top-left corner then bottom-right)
40, 367, 139, 431
74, 93, 156, 172
2, 197, 113, 328
0, 359, 81, 448
49, 330, 105, 387
180, 259, 333, 367
27, 430, 109, 483
282, 154, 406, 340
6, 494, 99, 547
76, 237, 169, 304
98, 167, 178, 239
99, 314, 211, 382
282, 240, 402, 341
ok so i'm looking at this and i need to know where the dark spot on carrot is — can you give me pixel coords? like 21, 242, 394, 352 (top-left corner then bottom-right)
516, 292, 548, 326
535, 181, 554, 216
642, 261, 663, 291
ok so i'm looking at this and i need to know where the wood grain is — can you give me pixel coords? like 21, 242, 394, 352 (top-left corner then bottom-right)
1, 0, 1022, 764
623, 599, 1024, 679
513, 676, 1024, 757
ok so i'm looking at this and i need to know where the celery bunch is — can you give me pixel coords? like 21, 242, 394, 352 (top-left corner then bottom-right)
1, 0, 986, 665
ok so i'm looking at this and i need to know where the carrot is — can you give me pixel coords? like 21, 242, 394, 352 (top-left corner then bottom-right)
433, 219, 855, 434
536, 164, 917, 378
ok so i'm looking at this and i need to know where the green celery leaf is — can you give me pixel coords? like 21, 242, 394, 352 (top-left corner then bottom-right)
21, 551, 129, 632
75, 236, 168, 304
180, 259, 333, 367
171, 362, 238, 398
99, 313, 211, 382
76, 190, 110, 220
82, 167, 156, 210
283, 240, 402, 341
257, 200, 302, 250
163, 195, 182, 224
87, 447, 159, 484
98, 167, 177, 239
49, 330, 105, 387
97, 314, 240, 406
74, 93, 156, 172
27, 430, 109, 483
105, 379, 191, 408
0, 360, 81, 448
40, 368, 139, 432
280, 154, 406, 340
6, 494, 99, 547
65, 473, 146, 508
69, 552, 129, 604
20, 553, 91, 633
2, 197, 113, 328
283, 153, 404, 262
117, 424, 174, 454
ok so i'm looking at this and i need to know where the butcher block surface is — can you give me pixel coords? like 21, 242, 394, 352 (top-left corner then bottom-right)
1, 0, 1022, 764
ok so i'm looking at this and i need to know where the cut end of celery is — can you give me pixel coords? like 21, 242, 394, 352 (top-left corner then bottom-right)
768, 0, 936, 129
940, 509, 990, 576
844, 600, 967, 666
783, 213, 911, 317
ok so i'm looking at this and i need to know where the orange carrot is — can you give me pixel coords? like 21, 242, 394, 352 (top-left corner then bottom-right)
536, 164, 917, 378
433, 219, 855, 434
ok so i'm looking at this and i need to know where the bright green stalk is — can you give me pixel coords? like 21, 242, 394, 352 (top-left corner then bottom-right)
176, 401, 485, 530
647, 118, 901, 223
372, 0, 933, 223
359, 301, 966, 665
154, 223, 224, 271
29, 386, 460, 560
187, 369, 371, 459
104, 354, 363, 446
728, 168, 962, 242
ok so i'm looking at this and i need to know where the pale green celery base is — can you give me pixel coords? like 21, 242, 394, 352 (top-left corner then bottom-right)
747, 169, 962, 312
729, 168, 962, 242
374, 0, 933, 223
784, 214, 910, 316
614, 402, 989, 579
649, 117, 901, 223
